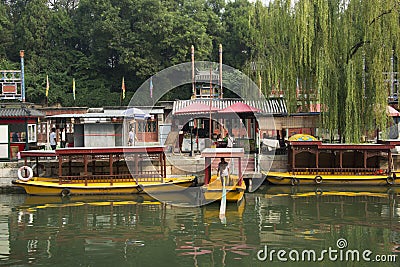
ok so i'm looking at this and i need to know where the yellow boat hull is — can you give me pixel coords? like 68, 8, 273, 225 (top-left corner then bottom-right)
263, 171, 397, 186
12, 177, 195, 196
202, 175, 246, 202
203, 188, 245, 202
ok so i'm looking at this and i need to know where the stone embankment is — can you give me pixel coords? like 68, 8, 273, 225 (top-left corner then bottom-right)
0, 162, 24, 193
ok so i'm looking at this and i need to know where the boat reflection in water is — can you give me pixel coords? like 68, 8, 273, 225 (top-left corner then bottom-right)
6, 186, 400, 266
249, 186, 400, 258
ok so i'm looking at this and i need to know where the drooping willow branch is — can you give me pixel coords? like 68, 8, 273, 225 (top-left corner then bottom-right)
369, 8, 393, 25
368, 0, 400, 26
347, 40, 370, 63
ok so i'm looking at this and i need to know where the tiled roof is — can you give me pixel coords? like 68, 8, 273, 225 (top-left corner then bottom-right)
172, 98, 287, 115
0, 107, 44, 117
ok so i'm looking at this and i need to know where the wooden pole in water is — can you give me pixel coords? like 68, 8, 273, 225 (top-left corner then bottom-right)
219, 44, 223, 98
191, 45, 195, 98
209, 64, 213, 142
20, 50, 25, 102
219, 175, 227, 223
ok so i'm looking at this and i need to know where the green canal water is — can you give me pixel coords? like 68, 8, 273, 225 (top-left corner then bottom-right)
0, 185, 399, 266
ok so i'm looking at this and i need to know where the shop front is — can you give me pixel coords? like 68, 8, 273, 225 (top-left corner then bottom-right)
0, 104, 43, 161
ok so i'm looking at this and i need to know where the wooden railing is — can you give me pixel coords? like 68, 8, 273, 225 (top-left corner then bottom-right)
59, 171, 162, 185
291, 168, 386, 175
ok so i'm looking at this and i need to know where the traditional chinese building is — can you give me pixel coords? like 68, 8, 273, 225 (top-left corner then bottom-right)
0, 51, 44, 161
168, 44, 319, 154
0, 103, 44, 160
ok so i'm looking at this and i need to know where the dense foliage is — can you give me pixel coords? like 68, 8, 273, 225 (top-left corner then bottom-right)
1, 0, 400, 142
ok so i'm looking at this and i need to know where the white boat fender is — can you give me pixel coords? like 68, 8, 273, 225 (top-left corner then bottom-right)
17, 166, 33, 182
314, 175, 323, 184
291, 177, 299, 186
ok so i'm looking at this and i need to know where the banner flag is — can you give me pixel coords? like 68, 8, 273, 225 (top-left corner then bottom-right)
122, 77, 126, 99
72, 78, 76, 100
150, 77, 153, 98
46, 75, 49, 97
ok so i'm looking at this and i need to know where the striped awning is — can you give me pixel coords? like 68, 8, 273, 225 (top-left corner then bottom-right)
172, 98, 287, 115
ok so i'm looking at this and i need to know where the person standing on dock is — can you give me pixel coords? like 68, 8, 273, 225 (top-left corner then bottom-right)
50, 128, 57, 150
128, 128, 134, 146
218, 158, 230, 186
226, 133, 234, 148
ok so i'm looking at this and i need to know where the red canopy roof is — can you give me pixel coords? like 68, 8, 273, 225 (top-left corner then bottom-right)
175, 102, 220, 114
218, 102, 262, 113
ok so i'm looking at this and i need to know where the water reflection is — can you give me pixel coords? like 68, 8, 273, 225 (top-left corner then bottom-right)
1, 186, 399, 266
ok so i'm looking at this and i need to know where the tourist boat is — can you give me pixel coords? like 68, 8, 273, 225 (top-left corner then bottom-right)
12, 146, 196, 196
201, 148, 246, 202
262, 140, 399, 185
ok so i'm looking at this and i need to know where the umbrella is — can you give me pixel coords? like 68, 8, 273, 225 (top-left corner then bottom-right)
122, 108, 151, 120
387, 106, 400, 117
288, 134, 318, 141
218, 102, 262, 114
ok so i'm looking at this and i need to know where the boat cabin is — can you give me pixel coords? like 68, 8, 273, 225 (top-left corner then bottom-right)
201, 148, 244, 186
287, 141, 395, 175
20, 146, 167, 185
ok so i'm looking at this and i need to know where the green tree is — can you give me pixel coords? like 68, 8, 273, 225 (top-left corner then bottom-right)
0, 2, 13, 59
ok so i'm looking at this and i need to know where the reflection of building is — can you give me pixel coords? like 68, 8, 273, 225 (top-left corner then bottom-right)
8, 196, 254, 266
8, 198, 169, 264
251, 187, 399, 248
5, 189, 399, 266
0, 196, 11, 258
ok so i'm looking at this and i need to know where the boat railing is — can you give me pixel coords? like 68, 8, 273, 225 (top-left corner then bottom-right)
132, 171, 163, 183
291, 167, 386, 175
59, 171, 163, 185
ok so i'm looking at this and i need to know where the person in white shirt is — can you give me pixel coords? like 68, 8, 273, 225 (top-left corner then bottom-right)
128, 128, 134, 146
226, 133, 234, 148
217, 158, 230, 186
50, 128, 57, 150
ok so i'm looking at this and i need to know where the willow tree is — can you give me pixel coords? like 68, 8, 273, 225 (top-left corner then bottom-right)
246, 0, 400, 143
333, 0, 399, 143
335, 0, 400, 142
243, 0, 297, 107
362, 0, 400, 141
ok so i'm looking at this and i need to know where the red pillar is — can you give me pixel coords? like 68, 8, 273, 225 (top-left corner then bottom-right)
204, 158, 211, 185
238, 157, 242, 186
